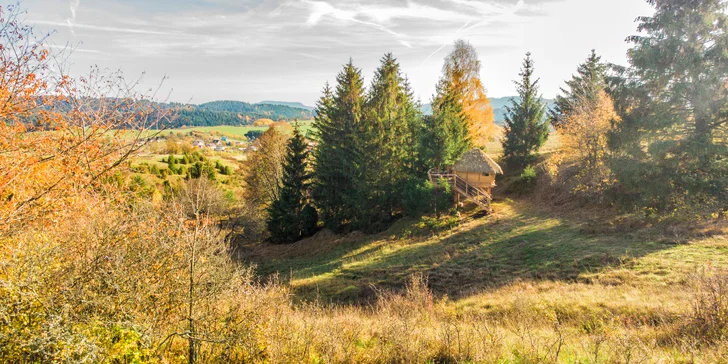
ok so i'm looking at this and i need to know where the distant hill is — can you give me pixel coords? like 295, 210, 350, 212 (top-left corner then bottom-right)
420, 96, 554, 125
257, 101, 315, 111
199, 100, 314, 120
144, 100, 315, 129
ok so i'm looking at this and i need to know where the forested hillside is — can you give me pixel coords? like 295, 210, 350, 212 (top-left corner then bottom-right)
198, 100, 314, 119
159, 101, 313, 128
257, 100, 315, 111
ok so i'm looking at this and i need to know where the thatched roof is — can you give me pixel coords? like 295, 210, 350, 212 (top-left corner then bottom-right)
454, 148, 503, 175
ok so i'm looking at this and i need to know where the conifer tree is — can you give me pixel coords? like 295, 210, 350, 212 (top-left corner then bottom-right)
267, 127, 315, 243
550, 50, 608, 128
311, 61, 366, 232
360, 53, 422, 223
502, 53, 549, 169
422, 86, 471, 168
609, 0, 728, 212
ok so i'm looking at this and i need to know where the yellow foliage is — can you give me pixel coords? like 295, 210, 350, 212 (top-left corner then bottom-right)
253, 118, 275, 127
438, 40, 497, 146
552, 90, 620, 199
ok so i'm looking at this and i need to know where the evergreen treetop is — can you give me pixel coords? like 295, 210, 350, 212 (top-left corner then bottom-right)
502, 53, 549, 169
550, 50, 608, 128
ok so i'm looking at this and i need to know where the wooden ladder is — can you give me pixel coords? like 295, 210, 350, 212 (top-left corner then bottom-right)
428, 169, 493, 212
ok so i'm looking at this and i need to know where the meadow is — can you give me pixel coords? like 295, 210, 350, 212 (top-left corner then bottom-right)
153, 120, 315, 139
236, 198, 728, 362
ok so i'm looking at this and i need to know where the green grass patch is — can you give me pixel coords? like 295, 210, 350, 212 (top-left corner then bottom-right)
244, 199, 725, 304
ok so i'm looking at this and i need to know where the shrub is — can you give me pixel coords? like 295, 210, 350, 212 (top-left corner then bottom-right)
402, 178, 434, 216
188, 161, 216, 180
402, 178, 454, 217
687, 268, 728, 343
507, 165, 538, 195
301, 204, 319, 237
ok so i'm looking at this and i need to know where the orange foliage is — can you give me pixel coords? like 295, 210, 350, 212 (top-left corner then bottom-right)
557, 90, 619, 169
0, 5, 169, 234
437, 40, 496, 146
549, 90, 620, 200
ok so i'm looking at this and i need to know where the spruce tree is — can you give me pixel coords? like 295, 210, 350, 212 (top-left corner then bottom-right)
311, 60, 367, 232
360, 53, 422, 224
609, 0, 728, 213
550, 50, 608, 128
422, 85, 471, 169
267, 127, 315, 243
502, 53, 549, 169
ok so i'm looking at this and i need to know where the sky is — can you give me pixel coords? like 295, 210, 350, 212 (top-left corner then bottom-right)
22, 0, 654, 106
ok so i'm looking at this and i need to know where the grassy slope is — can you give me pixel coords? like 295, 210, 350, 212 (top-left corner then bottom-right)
239, 199, 728, 360
244, 199, 727, 304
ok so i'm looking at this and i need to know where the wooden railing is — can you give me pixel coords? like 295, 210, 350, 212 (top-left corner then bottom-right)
428, 169, 492, 210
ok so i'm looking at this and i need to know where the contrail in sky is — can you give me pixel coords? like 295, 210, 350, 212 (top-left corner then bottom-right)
67, 0, 80, 36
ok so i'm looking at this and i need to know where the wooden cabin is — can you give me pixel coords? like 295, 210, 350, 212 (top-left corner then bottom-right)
428, 148, 503, 211
452, 148, 503, 196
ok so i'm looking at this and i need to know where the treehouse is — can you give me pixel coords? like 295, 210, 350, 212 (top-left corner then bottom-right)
428, 148, 503, 211
452, 148, 503, 196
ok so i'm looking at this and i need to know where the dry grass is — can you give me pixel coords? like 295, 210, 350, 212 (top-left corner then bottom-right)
232, 197, 728, 362
4, 172, 728, 362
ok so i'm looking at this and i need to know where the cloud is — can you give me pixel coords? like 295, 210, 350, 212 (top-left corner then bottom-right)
32, 20, 179, 36
66, 0, 80, 35
301, 0, 413, 48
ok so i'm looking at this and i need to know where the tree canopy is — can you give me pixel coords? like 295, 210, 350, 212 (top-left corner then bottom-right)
434, 40, 496, 147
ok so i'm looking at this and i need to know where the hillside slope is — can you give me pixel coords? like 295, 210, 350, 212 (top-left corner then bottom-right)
237, 198, 728, 360
244, 200, 726, 303
257, 100, 315, 111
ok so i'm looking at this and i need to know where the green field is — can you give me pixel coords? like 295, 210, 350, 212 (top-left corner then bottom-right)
244, 198, 726, 303
155, 121, 315, 139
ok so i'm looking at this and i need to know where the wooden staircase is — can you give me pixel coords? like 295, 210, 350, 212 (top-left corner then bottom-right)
428, 169, 493, 212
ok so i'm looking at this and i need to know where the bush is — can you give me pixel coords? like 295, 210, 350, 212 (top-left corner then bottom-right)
188, 161, 217, 180
686, 268, 728, 343
402, 178, 454, 217
521, 165, 537, 182
507, 165, 538, 195
301, 204, 319, 237
402, 178, 434, 216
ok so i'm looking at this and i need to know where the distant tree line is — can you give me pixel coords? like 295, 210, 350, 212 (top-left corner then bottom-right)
159, 101, 314, 128
17, 98, 315, 130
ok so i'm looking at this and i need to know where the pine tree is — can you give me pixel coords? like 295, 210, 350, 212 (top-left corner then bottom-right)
267, 127, 315, 243
609, 0, 728, 213
502, 53, 549, 169
168, 154, 178, 174
422, 85, 471, 168
311, 60, 367, 232
360, 53, 422, 224
549, 50, 608, 128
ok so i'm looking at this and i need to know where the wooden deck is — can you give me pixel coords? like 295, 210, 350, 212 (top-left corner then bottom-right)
427, 169, 493, 212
